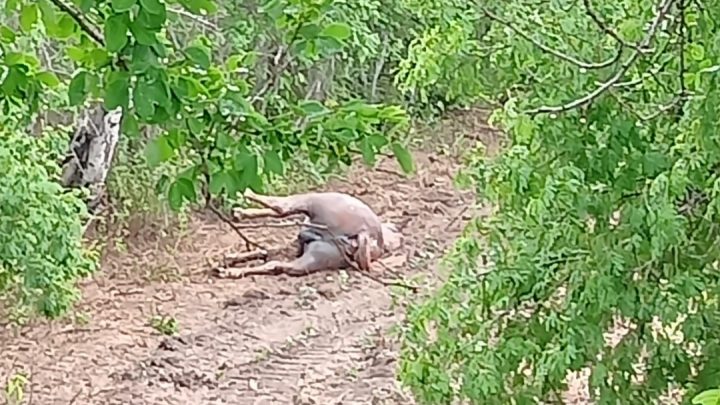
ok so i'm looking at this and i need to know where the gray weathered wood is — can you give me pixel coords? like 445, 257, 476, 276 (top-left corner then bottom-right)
60, 105, 123, 211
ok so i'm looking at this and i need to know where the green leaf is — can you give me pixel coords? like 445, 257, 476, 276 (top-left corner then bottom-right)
369, 134, 388, 148
689, 43, 705, 61
185, 46, 211, 69
145, 77, 170, 109
391, 142, 414, 174
299, 100, 328, 115
129, 20, 157, 45
168, 178, 196, 210
136, 6, 166, 29
234, 150, 260, 187
78, 0, 96, 12
0, 25, 15, 43
87, 49, 111, 68
133, 83, 156, 119
344, 101, 379, 116
514, 115, 534, 144
5, 0, 19, 12
320, 22, 351, 41
216, 132, 234, 149
49, 14, 76, 39
263, 150, 284, 175
66, 46, 85, 62
165, 128, 187, 148
104, 74, 130, 109
298, 23, 321, 39
187, 117, 205, 135
618, 18, 643, 42
140, 0, 165, 14
104, 14, 129, 53
130, 45, 158, 73
226, 54, 244, 71
4, 52, 39, 68
35, 71, 60, 87
19, 3, 38, 32
692, 389, 720, 405
68, 71, 88, 106
121, 113, 139, 137
359, 137, 376, 166
145, 136, 174, 166
111, 0, 136, 12
317, 37, 344, 54
209, 171, 235, 195
0, 66, 25, 95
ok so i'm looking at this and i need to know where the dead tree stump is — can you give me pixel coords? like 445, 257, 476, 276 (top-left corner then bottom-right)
59, 105, 123, 212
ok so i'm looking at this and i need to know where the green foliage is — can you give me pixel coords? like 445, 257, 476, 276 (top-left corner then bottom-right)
3, 370, 29, 405
2, 0, 419, 212
2, 0, 466, 319
11, 0, 716, 403
694, 387, 720, 405
150, 314, 179, 335
0, 129, 96, 318
400, 0, 720, 403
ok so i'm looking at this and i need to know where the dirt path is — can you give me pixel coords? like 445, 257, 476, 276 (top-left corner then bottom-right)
1, 110, 496, 405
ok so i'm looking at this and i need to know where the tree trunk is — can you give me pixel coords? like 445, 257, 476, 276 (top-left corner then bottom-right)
59, 105, 123, 212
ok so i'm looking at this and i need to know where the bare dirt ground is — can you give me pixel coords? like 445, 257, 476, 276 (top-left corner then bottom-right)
1, 109, 499, 405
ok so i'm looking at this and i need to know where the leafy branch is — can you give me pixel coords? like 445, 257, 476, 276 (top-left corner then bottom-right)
47, 0, 104, 45
480, 7, 623, 70
525, 0, 677, 114
582, 0, 648, 54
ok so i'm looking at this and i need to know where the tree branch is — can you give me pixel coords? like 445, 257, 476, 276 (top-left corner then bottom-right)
48, 0, 104, 46
610, 91, 683, 121
526, 0, 676, 115
481, 7, 622, 70
582, 0, 648, 54
206, 203, 268, 251
678, 0, 687, 96
612, 34, 676, 89
168, 7, 219, 31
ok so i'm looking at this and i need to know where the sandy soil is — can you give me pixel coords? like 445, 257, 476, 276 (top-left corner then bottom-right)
0, 108, 498, 405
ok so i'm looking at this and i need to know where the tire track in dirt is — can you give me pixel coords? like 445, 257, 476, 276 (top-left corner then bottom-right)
98, 277, 402, 404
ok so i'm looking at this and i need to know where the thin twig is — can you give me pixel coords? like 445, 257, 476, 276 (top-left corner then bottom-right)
48, 0, 104, 45
445, 205, 470, 231
610, 91, 683, 120
206, 204, 267, 251
583, 0, 647, 53
526, 0, 676, 114
231, 219, 330, 231
370, 34, 389, 102
612, 36, 676, 89
678, 0, 687, 96
481, 7, 622, 70
168, 7, 219, 30
252, 22, 304, 112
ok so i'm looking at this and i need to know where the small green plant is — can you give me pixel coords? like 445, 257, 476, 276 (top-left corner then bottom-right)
0, 130, 97, 318
3, 371, 29, 405
150, 314, 179, 336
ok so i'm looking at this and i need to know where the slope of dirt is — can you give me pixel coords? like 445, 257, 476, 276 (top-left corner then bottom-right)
1, 108, 497, 405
